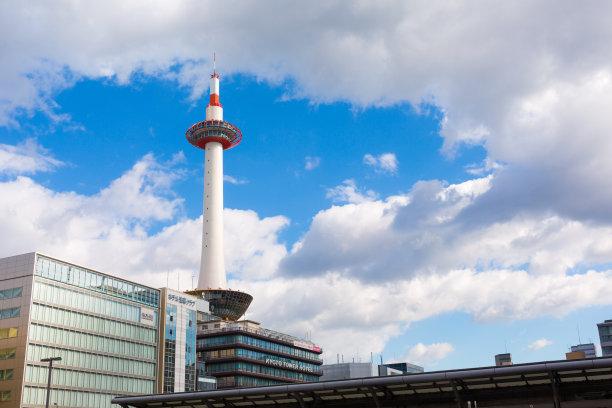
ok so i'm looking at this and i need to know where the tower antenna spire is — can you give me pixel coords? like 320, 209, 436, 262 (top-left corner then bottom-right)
213, 52, 216, 77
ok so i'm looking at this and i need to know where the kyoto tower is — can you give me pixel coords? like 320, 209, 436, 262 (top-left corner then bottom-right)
185, 58, 252, 320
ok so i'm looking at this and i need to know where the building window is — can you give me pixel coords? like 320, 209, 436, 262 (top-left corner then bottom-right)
0, 349, 15, 360
189, 320, 192, 327
0, 308, 19, 319
0, 329, 17, 339
170, 315, 173, 322
0, 370, 13, 381
0, 390, 9, 401
0, 287, 22, 300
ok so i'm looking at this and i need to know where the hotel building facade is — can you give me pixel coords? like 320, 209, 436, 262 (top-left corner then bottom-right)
197, 320, 323, 389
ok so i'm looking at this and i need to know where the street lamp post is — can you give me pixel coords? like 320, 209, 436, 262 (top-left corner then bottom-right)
41, 357, 61, 408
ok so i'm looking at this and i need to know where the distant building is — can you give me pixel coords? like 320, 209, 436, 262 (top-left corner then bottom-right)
321, 361, 423, 381
598, 320, 612, 356
383, 362, 424, 374
197, 319, 323, 389
495, 353, 512, 366
571, 343, 597, 359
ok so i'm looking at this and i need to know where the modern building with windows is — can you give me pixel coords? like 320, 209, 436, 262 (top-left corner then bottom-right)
157, 288, 200, 394
197, 319, 323, 389
571, 343, 597, 359
0, 252, 161, 407
598, 319, 612, 357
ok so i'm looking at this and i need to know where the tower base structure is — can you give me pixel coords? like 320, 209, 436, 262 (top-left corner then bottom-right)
185, 289, 252, 321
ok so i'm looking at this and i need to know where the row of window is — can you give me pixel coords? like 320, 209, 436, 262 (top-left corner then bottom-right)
207, 361, 320, 382
25, 364, 155, 394
217, 375, 285, 388
0, 328, 17, 339
0, 348, 15, 360
599, 326, 612, 336
36, 256, 159, 307
0, 307, 19, 320
27, 343, 156, 378
31, 302, 156, 343
0, 370, 13, 381
0, 390, 9, 402
199, 348, 320, 372
0, 286, 22, 300
29, 323, 156, 360
33, 280, 157, 326
198, 335, 321, 361
23, 385, 116, 408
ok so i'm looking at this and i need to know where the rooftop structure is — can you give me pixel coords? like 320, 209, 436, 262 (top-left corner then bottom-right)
320, 362, 404, 381
495, 352, 512, 366
185, 56, 251, 321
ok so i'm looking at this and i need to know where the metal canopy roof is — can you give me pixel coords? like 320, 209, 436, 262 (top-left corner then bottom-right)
113, 358, 612, 408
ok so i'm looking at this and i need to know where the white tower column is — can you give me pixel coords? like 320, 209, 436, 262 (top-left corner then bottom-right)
200, 142, 226, 289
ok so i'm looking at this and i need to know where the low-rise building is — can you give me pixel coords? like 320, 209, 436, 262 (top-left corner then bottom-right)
196, 320, 323, 388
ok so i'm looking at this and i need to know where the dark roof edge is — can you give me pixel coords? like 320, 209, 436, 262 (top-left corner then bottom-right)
112, 357, 612, 405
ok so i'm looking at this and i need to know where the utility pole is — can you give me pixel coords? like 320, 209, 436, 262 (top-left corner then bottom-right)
41, 357, 61, 408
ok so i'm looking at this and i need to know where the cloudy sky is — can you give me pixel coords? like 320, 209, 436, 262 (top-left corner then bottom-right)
2, 0, 612, 370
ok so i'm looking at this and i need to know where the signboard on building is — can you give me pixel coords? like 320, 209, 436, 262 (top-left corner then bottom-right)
293, 341, 321, 353
140, 307, 156, 326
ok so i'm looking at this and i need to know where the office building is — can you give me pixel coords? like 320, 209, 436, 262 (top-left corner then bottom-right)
157, 288, 201, 393
383, 362, 424, 374
495, 353, 512, 366
598, 319, 612, 357
0, 252, 160, 407
571, 343, 597, 359
197, 320, 323, 389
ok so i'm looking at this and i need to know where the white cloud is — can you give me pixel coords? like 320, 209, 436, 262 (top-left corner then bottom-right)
363, 153, 398, 174
223, 175, 247, 185
0, 139, 63, 175
304, 156, 321, 170
325, 179, 379, 204
3, 147, 612, 362
3, 2, 612, 365
0, 151, 285, 293
527, 338, 553, 351
401, 343, 455, 366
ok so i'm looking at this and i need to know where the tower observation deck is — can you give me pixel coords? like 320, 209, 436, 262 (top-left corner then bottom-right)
185, 61, 252, 321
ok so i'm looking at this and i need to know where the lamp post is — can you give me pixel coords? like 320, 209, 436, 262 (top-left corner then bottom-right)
41, 357, 61, 408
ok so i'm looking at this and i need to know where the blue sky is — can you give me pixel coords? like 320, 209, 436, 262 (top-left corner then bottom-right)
2, 1, 612, 370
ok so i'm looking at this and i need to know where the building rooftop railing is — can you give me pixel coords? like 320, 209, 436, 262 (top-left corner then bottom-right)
197, 325, 322, 354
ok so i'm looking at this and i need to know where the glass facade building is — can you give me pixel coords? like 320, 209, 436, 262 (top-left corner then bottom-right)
157, 288, 201, 394
0, 253, 160, 407
197, 320, 323, 389
598, 320, 612, 357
